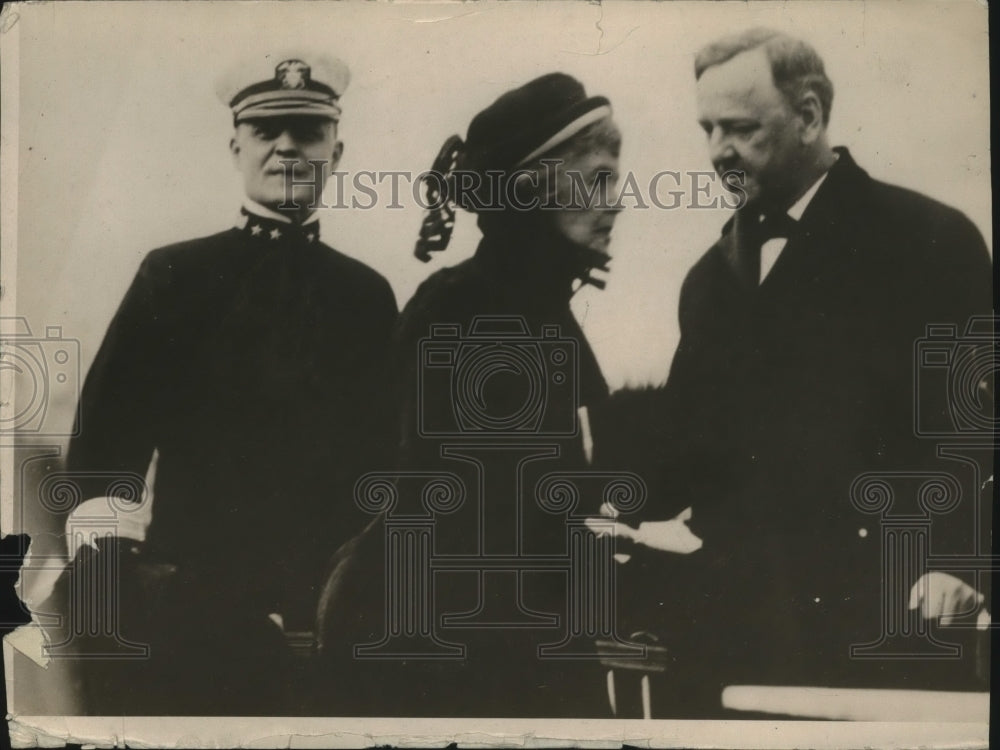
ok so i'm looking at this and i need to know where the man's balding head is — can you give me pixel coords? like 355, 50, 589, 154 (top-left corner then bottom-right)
696, 28, 834, 127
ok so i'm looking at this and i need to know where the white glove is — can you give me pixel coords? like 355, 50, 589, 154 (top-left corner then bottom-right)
584, 505, 703, 555
908, 571, 985, 627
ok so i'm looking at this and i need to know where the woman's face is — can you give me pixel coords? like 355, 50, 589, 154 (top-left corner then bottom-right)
548, 143, 622, 256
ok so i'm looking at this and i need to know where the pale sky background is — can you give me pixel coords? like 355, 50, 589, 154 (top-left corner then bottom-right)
1, 0, 992, 720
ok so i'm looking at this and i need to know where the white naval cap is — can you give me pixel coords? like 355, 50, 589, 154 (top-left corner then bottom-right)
215, 49, 351, 123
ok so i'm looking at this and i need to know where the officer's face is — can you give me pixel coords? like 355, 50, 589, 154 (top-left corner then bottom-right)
550, 146, 622, 256
230, 116, 343, 212
696, 48, 807, 210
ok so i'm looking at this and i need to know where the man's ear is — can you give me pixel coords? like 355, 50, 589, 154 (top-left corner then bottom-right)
229, 135, 241, 167
796, 90, 825, 145
329, 140, 344, 173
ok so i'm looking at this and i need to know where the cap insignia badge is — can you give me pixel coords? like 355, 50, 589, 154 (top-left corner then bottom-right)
276, 60, 310, 90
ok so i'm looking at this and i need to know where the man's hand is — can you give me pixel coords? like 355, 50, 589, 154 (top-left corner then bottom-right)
584, 505, 703, 555
908, 571, 985, 626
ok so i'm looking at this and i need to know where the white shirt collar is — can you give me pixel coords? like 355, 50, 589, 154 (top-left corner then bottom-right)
240, 198, 319, 226
786, 171, 828, 222
753, 160, 834, 284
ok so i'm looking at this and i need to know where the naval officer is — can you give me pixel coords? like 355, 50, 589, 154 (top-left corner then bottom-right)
61, 50, 398, 713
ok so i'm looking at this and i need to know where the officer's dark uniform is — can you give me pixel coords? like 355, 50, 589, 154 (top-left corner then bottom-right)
55, 52, 398, 715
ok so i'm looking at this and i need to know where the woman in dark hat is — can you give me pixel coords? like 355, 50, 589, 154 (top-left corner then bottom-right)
316, 73, 623, 718
393, 71, 623, 516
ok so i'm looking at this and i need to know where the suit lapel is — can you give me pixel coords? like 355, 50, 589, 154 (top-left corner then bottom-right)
714, 210, 761, 298
756, 150, 871, 298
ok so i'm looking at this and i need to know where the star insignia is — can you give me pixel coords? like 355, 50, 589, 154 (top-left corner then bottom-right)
306, 232, 316, 243
269, 228, 282, 240
249, 224, 262, 236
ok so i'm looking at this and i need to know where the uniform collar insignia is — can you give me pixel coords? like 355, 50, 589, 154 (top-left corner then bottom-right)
238, 206, 320, 244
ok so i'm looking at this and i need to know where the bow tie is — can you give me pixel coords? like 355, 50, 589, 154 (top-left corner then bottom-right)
733, 211, 798, 288
752, 212, 798, 243
240, 208, 320, 245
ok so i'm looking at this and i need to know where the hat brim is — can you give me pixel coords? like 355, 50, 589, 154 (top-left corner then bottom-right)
517, 102, 613, 165
466, 93, 613, 172
234, 89, 341, 122
235, 105, 341, 122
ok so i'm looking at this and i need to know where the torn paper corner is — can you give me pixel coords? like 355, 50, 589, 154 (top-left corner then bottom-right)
3, 530, 60, 668
6, 720, 68, 749
4, 620, 51, 668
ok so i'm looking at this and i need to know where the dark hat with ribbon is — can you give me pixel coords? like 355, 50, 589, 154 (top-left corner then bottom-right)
462, 72, 611, 173
416, 73, 612, 261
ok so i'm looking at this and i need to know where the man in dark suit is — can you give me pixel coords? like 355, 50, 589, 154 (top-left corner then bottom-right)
56, 50, 397, 713
600, 28, 991, 713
